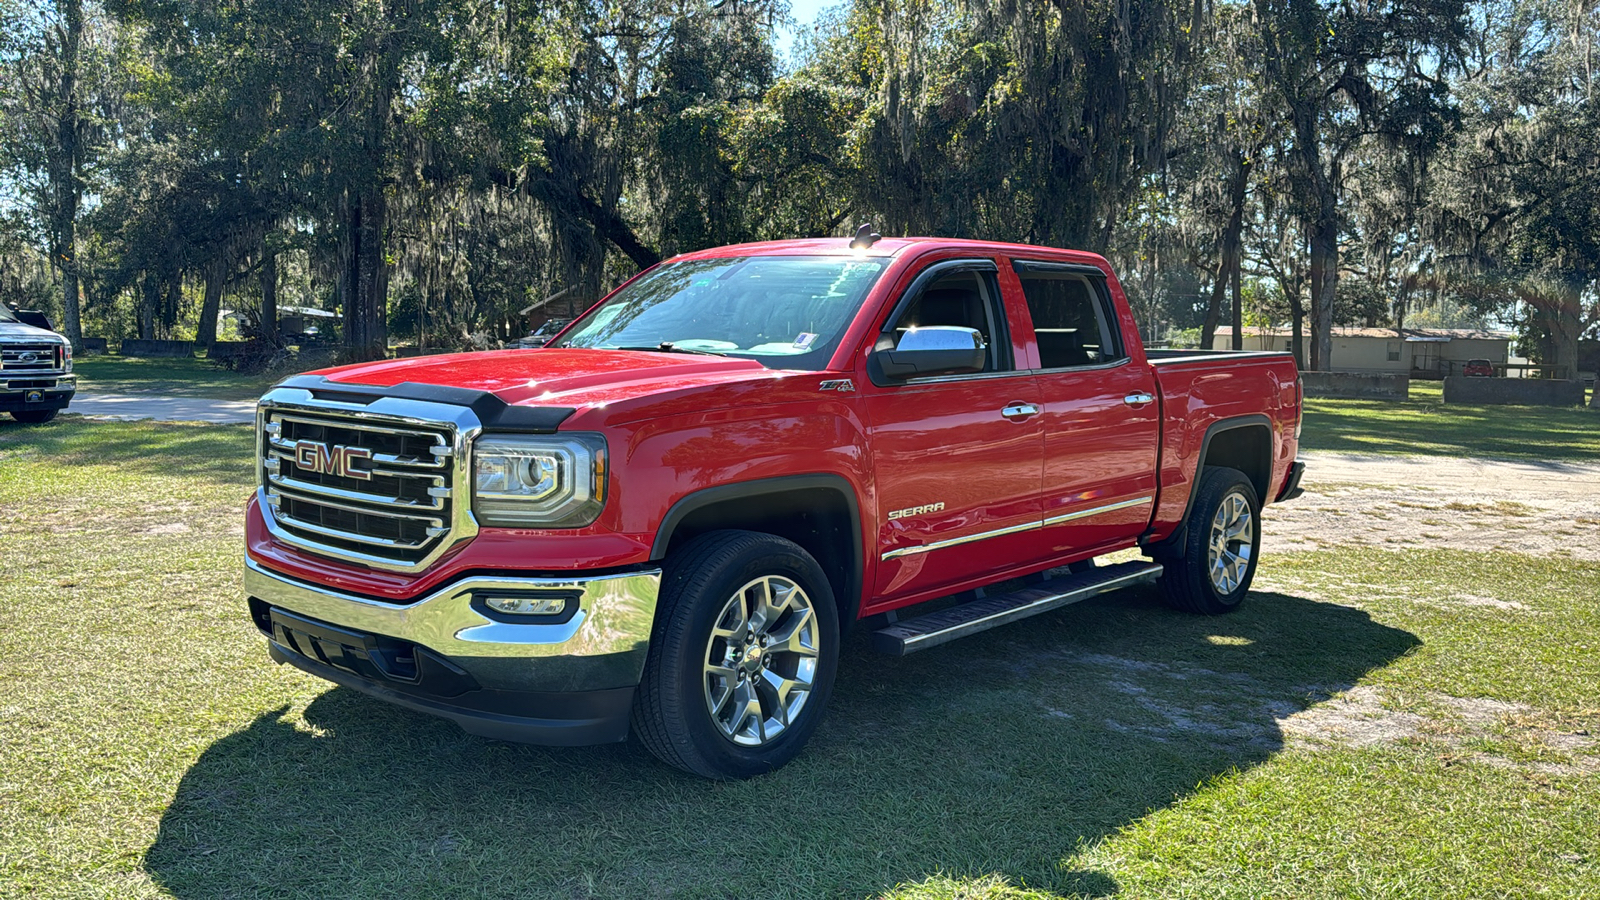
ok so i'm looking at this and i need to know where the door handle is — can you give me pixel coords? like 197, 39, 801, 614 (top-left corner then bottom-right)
1124, 392, 1154, 407
1001, 402, 1040, 420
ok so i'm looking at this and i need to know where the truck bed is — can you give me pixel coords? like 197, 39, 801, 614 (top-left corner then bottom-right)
1142, 350, 1302, 545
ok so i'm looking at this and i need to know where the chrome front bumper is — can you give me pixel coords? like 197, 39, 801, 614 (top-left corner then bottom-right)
244, 559, 662, 744
0, 375, 74, 409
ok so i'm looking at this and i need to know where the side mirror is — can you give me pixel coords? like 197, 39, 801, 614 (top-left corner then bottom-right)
874, 326, 987, 380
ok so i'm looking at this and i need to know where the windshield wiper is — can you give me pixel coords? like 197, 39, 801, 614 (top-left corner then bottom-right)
615, 342, 729, 357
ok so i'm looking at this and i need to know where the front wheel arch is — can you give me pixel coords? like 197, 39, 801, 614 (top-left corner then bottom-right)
651, 475, 864, 626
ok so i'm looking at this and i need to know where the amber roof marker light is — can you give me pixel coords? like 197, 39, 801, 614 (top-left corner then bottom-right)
849, 223, 882, 251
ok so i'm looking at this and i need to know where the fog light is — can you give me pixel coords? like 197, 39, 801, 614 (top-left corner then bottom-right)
483, 593, 570, 616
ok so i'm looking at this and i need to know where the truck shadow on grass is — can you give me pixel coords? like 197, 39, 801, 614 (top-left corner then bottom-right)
145, 588, 1417, 899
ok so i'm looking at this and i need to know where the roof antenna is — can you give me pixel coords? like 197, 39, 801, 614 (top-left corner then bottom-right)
849, 222, 882, 250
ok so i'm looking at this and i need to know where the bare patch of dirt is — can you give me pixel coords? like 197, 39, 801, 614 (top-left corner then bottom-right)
1279, 685, 1600, 775
1266, 452, 1600, 561
1276, 685, 1434, 747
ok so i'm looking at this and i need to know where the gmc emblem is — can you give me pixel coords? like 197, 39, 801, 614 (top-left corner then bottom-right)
293, 440, 373, 480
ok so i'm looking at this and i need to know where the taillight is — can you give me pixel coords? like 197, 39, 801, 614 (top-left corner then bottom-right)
1294, 377, 1303, 439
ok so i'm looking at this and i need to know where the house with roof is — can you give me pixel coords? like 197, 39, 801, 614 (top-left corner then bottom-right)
1212, 326, 1514, 378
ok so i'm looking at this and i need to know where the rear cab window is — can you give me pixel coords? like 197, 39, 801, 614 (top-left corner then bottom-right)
1011, 261, 1127, 370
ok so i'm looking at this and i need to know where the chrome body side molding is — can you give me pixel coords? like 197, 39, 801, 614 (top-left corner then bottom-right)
881, 496, 1155, 561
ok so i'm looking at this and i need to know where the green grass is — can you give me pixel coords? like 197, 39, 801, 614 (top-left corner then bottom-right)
3, 419, 1597, 898
72, 355, 280, 401
1301, 381, 1599, 460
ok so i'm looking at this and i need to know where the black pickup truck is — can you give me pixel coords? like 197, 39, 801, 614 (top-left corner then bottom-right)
0, 306, 74, 424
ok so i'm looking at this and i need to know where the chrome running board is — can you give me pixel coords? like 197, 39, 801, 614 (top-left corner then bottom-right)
870, 560, 1164, 656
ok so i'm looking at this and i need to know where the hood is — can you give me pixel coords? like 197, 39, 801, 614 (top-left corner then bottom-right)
0, 321, 65, 342
314, 348, 797, 419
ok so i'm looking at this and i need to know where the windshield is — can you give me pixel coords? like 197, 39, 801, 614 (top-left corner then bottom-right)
550, 256, 887, 370
0, 305, 18, 323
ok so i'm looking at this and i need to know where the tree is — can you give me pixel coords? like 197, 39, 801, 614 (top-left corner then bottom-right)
0, 0, 125, 350
792, 0, 1196, 251
113, 0, 459, 359
1429, 0, 1599, 390
1252, 0, 1467, 370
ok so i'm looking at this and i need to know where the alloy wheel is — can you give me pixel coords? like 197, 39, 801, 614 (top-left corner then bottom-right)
702, 575, 820, 746
1207, 490, 1254, 594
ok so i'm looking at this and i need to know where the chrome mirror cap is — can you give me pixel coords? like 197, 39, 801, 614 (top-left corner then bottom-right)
895, 325, 986, 353
874, 326, 987, 380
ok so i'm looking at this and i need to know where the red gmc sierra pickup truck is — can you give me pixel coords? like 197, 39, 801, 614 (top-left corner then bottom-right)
244, 235, 1304, 779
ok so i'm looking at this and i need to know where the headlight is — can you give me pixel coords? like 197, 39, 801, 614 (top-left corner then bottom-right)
472, 433, 606, 527
62, 343, 72, 374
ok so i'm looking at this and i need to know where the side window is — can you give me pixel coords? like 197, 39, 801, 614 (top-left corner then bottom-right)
884, 269, 1010, 373
1016, 270, 1124, 369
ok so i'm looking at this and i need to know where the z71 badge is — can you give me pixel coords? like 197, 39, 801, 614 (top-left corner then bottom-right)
888, 502, 945, 520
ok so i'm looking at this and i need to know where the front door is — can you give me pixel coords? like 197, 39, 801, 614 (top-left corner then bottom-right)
861, 259, 1044, 610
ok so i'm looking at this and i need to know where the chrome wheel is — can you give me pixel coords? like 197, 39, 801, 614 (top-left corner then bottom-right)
702, 575, 820, 747
1207, 490, 1254, 594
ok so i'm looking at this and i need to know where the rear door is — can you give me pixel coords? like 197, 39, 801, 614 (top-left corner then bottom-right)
861, 258, 1044, 609
1009, 260, 1160, 560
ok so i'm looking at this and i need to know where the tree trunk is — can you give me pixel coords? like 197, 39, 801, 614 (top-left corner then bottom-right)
339, 10, 404, 363
139, 270, 158, 340
1284, 90, 1339, 372
164, 272, 182, 339
1230, 252, 1243, 351
1203, 153, 1250, 352
342, 189, 389, 360
50, 0, 85, 351
197, 258, 227, 349
1200, 268, 1225, 351
1289, 291, 1306, 370
260, 251, 279, 346
1307, 218, 1337, 371
576, 189, 661, 269
1538, 275, 1585, 381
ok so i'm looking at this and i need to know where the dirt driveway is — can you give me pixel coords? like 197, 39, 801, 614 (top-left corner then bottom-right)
1266, 450, 1600, 561
67, 392, 256, 424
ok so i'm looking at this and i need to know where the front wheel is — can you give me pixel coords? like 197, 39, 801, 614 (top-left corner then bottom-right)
631, 530, 840, 779
9, 408, 58, 424
1155, 466, 1261, 615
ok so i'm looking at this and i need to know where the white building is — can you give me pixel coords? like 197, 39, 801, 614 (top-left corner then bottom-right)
1213, 326, 1514, 378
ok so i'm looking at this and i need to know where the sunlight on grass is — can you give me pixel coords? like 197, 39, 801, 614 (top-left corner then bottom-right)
73, 355, 283, 401
1301, 388, 1599, 461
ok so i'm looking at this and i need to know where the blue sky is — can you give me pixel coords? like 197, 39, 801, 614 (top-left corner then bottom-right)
777, 0, 835, 60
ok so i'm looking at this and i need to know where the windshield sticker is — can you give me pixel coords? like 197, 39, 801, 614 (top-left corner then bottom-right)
793, 332, 818, 349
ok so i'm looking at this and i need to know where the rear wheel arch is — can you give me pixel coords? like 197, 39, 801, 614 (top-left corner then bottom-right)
1198, 417, 1274, 504
1147, 415, 1274, 557
652, 474, 864, 626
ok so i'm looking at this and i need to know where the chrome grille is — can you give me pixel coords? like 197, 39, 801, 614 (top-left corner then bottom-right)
261, 408, 456, 565
1, 343, 64, 373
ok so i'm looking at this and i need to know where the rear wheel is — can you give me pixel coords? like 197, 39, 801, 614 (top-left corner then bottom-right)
1155, 466, 1260, 614
9, 408, 58, 424
632, 530, 840, 779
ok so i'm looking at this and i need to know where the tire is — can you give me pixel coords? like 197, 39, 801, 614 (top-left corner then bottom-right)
9, 408, 58, 424
631, 530, 840, 779
1155, 466, 1261, 615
